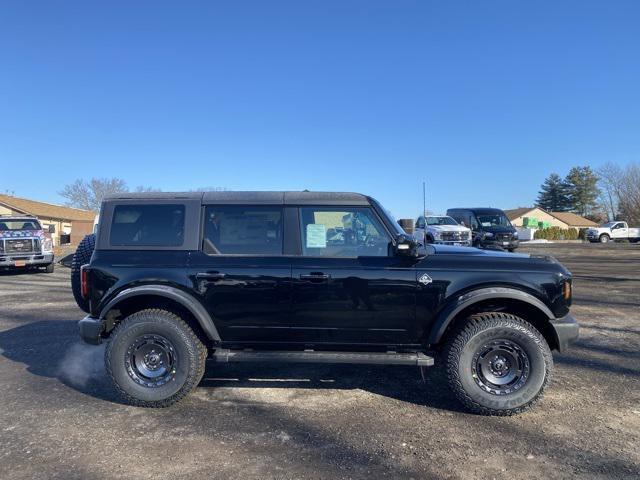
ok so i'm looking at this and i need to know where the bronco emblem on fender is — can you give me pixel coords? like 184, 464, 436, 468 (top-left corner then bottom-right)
418, 273, 433, 285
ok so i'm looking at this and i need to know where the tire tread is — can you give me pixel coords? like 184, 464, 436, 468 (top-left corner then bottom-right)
105, 308, 207, 408
443, 312, 553, 416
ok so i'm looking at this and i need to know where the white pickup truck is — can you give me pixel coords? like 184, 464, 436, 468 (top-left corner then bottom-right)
586, 221, 640, 243
414, 215, 472, 246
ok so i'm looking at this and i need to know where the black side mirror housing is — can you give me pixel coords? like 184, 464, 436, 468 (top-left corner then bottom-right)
395, 234, 421, 257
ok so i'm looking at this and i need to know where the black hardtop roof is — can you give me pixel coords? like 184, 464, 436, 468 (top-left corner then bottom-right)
448, 207, 507, 214
103, 191, 371, 206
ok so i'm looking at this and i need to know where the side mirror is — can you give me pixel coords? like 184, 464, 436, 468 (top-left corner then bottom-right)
48, 224, 56, 234
395, 234, 421, 257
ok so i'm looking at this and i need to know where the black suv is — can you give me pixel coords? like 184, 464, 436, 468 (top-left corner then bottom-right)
447, 208, 519, 251
77, 191, 578, 415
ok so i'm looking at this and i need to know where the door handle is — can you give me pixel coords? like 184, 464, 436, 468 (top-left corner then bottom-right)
299, 272, 331, 281
196, 272, 226, 280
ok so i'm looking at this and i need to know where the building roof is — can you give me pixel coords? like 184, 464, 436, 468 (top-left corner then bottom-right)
0, 194, 96, 221
104, 191, 371, 206
504, 207, 536, 221
547, 211, 598, 227
504, 206, 598, 227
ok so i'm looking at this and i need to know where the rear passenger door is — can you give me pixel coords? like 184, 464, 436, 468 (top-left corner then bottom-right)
188, 205, 293, 344
290, 206, 419, 346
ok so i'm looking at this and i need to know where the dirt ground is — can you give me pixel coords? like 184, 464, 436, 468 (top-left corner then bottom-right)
0, 243, 638, 479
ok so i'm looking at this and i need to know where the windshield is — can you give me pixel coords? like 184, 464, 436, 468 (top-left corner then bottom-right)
477, 213, 511, 228
426, 216, 458, 226
601, 222, 616, 228
0, 219, 42, 231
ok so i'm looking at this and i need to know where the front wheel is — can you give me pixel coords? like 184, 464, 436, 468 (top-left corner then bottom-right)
599, 234, 610, 243
444, 312, 553, 416
105, 309, 207, 407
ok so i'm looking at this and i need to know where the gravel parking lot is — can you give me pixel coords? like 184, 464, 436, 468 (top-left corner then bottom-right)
1, 243, 639, 479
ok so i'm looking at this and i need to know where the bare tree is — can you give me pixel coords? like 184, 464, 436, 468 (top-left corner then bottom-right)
59, 178, 129, 211
618, 163, 640, 225
597, 163, 622, 220
597, 162, 640, 225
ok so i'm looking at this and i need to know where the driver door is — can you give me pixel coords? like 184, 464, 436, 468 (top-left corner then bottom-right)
290, 206, 420, 346
613, 222, 627, 239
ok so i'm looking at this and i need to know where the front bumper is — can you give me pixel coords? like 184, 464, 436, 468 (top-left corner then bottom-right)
79, 315, 105, 345
434, 240, 472, 246
549, 314, 579, 352
482, 238, 519, 250
0, 253, 54, 268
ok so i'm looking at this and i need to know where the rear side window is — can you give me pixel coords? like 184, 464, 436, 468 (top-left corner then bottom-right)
110, 204, 185, 246
203, 206, 283, 255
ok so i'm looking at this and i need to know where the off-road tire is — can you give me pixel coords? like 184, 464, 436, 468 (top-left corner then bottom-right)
44, 263, 54, 273
105, 309, 207, 407
71, 234, 95, 313
599, 234, 610, 243
443, 312, 553, 416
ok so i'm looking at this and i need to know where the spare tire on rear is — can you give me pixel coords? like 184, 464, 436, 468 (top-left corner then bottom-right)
71, 234, 95, 313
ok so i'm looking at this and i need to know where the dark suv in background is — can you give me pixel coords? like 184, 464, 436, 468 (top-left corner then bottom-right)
447, 208, 519, 252
76, 191, 577, 415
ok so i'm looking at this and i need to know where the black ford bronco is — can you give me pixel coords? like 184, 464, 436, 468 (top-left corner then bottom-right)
76, 191, 578, 415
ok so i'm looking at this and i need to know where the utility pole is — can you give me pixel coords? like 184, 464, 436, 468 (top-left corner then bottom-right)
422, 181, 426, 217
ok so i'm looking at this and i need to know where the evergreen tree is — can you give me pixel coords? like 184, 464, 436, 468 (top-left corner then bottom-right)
536, 173, 571, 211
565, 166, 600, 217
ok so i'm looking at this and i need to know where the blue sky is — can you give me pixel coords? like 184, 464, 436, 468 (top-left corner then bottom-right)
1, 1, 639, 218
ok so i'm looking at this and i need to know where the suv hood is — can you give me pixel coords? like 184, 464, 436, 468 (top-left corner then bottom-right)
479, 225, 516, 234
428, 244, 528, 258
428, 224, 470, 233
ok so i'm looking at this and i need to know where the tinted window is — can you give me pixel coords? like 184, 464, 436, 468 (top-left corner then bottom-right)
477, 212, 511, 227
203, 206, 283, 255
110, 204, 185, 246
300, 207, 390, 257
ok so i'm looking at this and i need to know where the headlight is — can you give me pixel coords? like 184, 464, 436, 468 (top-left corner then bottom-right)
484, 232, 494, 238
43, 239, 53, 253
433, 231, 441, 239
513, 231, 518, 238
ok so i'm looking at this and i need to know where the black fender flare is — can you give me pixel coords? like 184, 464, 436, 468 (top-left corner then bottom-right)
427, 287, 554, 345
99, 285, 221, 341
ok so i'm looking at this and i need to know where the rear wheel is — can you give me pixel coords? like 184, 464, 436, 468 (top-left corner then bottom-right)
105, 309, 207, 407
444, 312, 552, 416
599, 234, 610, 243
71, 234, 95, 312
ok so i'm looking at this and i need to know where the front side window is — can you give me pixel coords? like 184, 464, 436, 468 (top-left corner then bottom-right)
300, 207, 390, 257
203, 206, 283, 255
110, 204, 185, 246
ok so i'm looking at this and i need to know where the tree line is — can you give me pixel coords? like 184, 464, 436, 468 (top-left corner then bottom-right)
59, 178, 225, 211
536, 162, 640, 225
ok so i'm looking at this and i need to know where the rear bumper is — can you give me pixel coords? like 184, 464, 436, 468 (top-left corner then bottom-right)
78, 315, 105, 345
0, 253, 54, 268
550, 314, 579, 353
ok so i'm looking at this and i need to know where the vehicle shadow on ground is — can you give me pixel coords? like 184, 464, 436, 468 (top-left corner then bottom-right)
0, 319, 466, 412
2, 320, 637, 412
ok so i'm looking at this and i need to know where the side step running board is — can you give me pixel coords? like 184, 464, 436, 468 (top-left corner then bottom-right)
211, 349, 434, 367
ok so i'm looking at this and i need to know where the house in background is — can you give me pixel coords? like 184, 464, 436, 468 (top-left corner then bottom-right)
0, 194, 95, 246
505, 207, 598, 230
